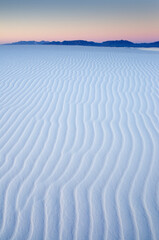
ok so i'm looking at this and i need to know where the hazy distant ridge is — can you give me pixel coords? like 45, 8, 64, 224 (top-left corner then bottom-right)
5, 40, 159, 47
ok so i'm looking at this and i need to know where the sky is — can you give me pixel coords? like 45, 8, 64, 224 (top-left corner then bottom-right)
0, 0, 159, 43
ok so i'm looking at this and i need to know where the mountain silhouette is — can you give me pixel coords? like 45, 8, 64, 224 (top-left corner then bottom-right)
4, 40, 159, 48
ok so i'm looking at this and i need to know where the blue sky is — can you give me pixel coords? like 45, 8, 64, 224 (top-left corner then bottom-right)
0, 0, 159, 43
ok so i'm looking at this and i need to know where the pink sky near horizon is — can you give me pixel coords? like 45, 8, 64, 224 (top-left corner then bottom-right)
0, 7, 159, 44
1, 26, 159, 44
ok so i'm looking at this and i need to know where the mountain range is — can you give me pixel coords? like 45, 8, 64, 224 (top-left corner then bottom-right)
4, 40, 159, 48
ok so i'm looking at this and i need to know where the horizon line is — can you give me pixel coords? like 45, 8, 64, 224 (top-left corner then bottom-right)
1, 39, 159, 45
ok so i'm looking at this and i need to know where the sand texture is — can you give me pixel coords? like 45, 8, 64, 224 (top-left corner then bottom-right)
0, 46, 159, 240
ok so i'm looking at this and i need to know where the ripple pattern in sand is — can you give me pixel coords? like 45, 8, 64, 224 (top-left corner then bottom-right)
0, 46, 159, 240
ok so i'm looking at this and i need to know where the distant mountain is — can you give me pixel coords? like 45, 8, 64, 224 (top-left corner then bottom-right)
134, 41, 159, 48
61, 40, 101, 46
9, 41, 38, 45
4, 40, 159, 48
101, 40, 135, 47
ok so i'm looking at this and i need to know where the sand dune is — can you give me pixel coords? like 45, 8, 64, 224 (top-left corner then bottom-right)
0, 46, 159, 240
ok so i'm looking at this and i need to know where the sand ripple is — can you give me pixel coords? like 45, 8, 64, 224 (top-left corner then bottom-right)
0, 46, 159, 240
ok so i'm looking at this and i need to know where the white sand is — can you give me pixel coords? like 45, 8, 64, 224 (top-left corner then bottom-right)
0, 45, 159, 240
138, 48, 159, 52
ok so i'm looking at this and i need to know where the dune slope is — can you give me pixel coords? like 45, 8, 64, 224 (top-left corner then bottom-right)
0, 46, 159, 240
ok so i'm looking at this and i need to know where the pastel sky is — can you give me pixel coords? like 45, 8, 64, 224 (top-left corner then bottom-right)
0, 0, 159, 43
